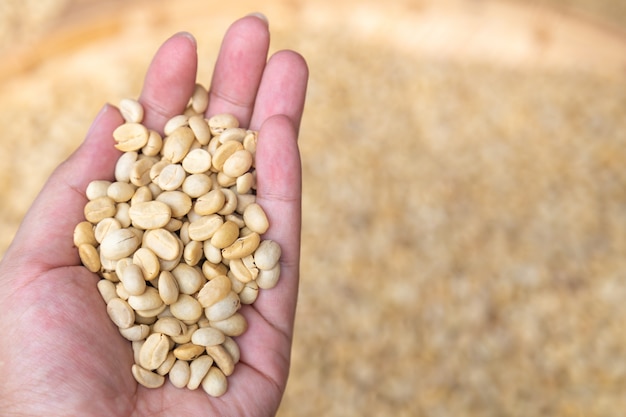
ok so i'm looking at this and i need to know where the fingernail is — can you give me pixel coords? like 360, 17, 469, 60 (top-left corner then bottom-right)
247, 12, 268, 25
176, 31, 197, 47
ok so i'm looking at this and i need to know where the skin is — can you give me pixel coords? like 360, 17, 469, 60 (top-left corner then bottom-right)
0, 14, 308, 417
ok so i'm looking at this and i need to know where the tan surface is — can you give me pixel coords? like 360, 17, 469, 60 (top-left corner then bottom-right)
2, 0, 626, 415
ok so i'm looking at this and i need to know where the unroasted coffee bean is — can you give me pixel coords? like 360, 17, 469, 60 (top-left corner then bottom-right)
164, 115, 189, 136
158, 270, 180, 305
173, 342, 205, 361
242, 203, 269, 235
156, 191, 193, 218
171, 263, 205, 295
86, 180, 112, 200
94, 218, 122, 244
152, 317, 187, 337
209, 312, 247, 337
170, 294, 203, 322
143, 228, 180, 261
202, 366, 228, 397
188, 115, 211, 145
210, 220, 239, 249
119, 323, 151, 341
197, 275, 231, 308
170, 323, 198, 345
204, 291, 240, 322
205, 344, 235, 377
238, 280, 259, 305
107, 181, 136, 203
187, 355, 214, 390
191, 327, 225, 347
113, 123, 149, 151
84, 196, 116, 224
106, 297, 135, 329
119, 263, 146, 296
156, 351, 177, 376
221, 232, 260, 260
256, 263, 281, 289
78, 243, 101, 273
100, 228, 140, 261
169, 359, 191, 388
127, 286, 163, 311
208, 113, 239, 135
139, 332, 171, 370
218, 127, 246, 144
162, 126, 194, 163
182, 148, 212, 174
194, 189, 225, 215
254, 239, 282, 270
132, 247, 160, 280
129, 201, 172, 230
97, 279, 117, 304
119, 98, 144, 123
132, 364, 165, 388
222, 336, 240, 365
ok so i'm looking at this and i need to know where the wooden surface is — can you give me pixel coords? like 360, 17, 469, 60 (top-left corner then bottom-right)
1, 0, 626, 415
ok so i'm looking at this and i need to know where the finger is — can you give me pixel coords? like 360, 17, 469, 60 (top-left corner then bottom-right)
249, 50, 309, 132
251, 114, 302, 337
206, 14, 270, 126
138, 32, 198, 133
4, 104, 124, 271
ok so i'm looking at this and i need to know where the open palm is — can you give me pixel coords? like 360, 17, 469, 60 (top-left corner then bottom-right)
0, 15, 308, 417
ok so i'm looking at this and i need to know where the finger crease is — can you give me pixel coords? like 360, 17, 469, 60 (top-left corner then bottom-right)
209, 89, 253, 110
142, 100, 173, 124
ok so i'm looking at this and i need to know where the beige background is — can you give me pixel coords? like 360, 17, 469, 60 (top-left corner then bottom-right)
1, 0, 626, 415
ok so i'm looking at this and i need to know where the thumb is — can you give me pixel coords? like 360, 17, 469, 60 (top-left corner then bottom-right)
4, 104, 123, 271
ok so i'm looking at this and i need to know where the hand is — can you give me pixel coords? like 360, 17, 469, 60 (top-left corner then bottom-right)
0, 14, 308, 417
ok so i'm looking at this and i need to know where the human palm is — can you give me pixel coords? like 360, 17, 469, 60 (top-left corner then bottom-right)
0, 15, 307, 417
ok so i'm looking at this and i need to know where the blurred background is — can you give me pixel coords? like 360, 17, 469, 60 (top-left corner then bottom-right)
1, 0, 626, 415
